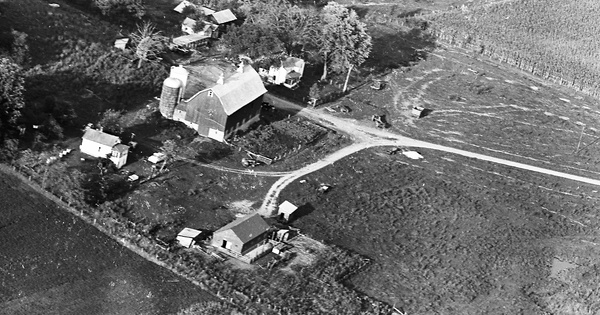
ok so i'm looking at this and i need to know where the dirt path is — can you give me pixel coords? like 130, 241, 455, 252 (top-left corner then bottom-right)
177, 157, 293, 177
259, 93, 600, 215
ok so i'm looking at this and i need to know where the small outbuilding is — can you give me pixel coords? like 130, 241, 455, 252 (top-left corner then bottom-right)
209, 9, 236, 25
211, 213, 270, 256
277, 201, 298, 222
177, 228, 203, 248
79, 127, 129, 169
113, 38, 130, 51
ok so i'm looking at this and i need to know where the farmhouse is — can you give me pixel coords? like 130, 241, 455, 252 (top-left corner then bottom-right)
211, 213, 271, 256
260, 57, 305, 89
159, 64, 267, 142
79, 127, 129, 169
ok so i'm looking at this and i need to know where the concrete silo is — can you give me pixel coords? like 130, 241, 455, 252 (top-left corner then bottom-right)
159, 77, 182, 119
169, 65, 188, 100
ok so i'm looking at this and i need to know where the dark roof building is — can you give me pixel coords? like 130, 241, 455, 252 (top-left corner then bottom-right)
211, 213, 270, 256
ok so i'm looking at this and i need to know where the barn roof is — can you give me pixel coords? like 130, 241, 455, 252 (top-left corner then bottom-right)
82, 129, 120, 147
197, 65, 267, 115
214, 213, 270, 244
210, 9, 236, 24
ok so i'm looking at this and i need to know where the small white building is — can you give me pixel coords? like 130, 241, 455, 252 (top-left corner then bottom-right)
181, 17, 219, 37
177, 227, 203, 248
80, 128, 129, 169
209, 9, 236, 25
278, 200, 298, 222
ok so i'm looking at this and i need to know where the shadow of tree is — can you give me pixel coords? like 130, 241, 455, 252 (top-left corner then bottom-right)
364, 27, 437, 73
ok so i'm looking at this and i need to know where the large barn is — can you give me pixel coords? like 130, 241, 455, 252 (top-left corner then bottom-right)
159, 64, 267, 142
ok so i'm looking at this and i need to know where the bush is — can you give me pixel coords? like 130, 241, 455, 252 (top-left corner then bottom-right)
93, 0, 146, 19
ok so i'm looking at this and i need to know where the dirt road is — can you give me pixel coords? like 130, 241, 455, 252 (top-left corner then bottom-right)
259, 93, 600, 215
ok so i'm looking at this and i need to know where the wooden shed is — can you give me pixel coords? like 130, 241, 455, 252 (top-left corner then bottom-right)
211, 213, 270, 256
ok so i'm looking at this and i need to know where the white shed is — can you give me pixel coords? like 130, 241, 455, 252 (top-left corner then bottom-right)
278, 201, 298, 222
177, 228, 203, 248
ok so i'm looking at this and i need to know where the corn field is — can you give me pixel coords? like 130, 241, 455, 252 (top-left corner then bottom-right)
431, 0, 600, 97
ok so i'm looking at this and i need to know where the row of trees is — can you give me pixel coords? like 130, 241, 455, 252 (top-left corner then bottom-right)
222, 0, 372, 92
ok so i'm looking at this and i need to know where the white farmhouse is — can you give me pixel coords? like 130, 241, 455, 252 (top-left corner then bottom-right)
261, 57, 305, 89
79, 128, 129, 169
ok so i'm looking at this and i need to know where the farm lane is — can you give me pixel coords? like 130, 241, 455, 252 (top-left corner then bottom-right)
260, 93, 600, 214
177, 157, 293, 177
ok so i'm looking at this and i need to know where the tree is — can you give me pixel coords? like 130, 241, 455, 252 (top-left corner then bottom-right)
97, 109, 125, 135
221, 24, 283, 59
0, 57, 25, 142
238, 0, 321, 55
159, 139, 177, 173
130, 21, 167, 68
10, 30, 30, 66
319, 2, 372, 92
94, 0, 146, 19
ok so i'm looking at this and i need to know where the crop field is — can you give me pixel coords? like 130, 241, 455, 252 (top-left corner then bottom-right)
0, 173, 214, 315
431, 0, 600, 98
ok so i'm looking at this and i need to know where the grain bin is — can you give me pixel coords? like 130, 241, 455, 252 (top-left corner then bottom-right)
159, 77, 182, 119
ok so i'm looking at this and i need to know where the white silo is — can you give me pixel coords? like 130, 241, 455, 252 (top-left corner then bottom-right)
169, 65, 189, 100
159, 77, 182, 119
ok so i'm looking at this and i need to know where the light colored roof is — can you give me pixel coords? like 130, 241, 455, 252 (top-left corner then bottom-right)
174, 1, 215, 14
215, 213, 270, 244
172, 33, 210, 46
114, 38, 129, 50
210, 9, 236, 24
178, 227, 202, 239
205, 66, 267, 115
278, 201, 298, 215
82, 129, 120, 147
182, 17, 197, 28
287, 71, 302, 79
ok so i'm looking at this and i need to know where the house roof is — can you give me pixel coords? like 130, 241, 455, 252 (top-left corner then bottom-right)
172, 33, 210, 46
278, 201, 298, 215
178, 227, 202, 239
282, 57, 304, 70
214, 213, 270, 244
210, 9, 236, 24
195, 65, 267, 115
113, 144, 129, 153
82, 128, 120, 147
287, 71, 302, 79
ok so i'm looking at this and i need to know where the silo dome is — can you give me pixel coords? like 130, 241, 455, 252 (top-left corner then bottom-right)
159, 77, 182, 119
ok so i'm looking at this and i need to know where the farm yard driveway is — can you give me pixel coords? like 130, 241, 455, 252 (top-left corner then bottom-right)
260, 93, 600, 214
